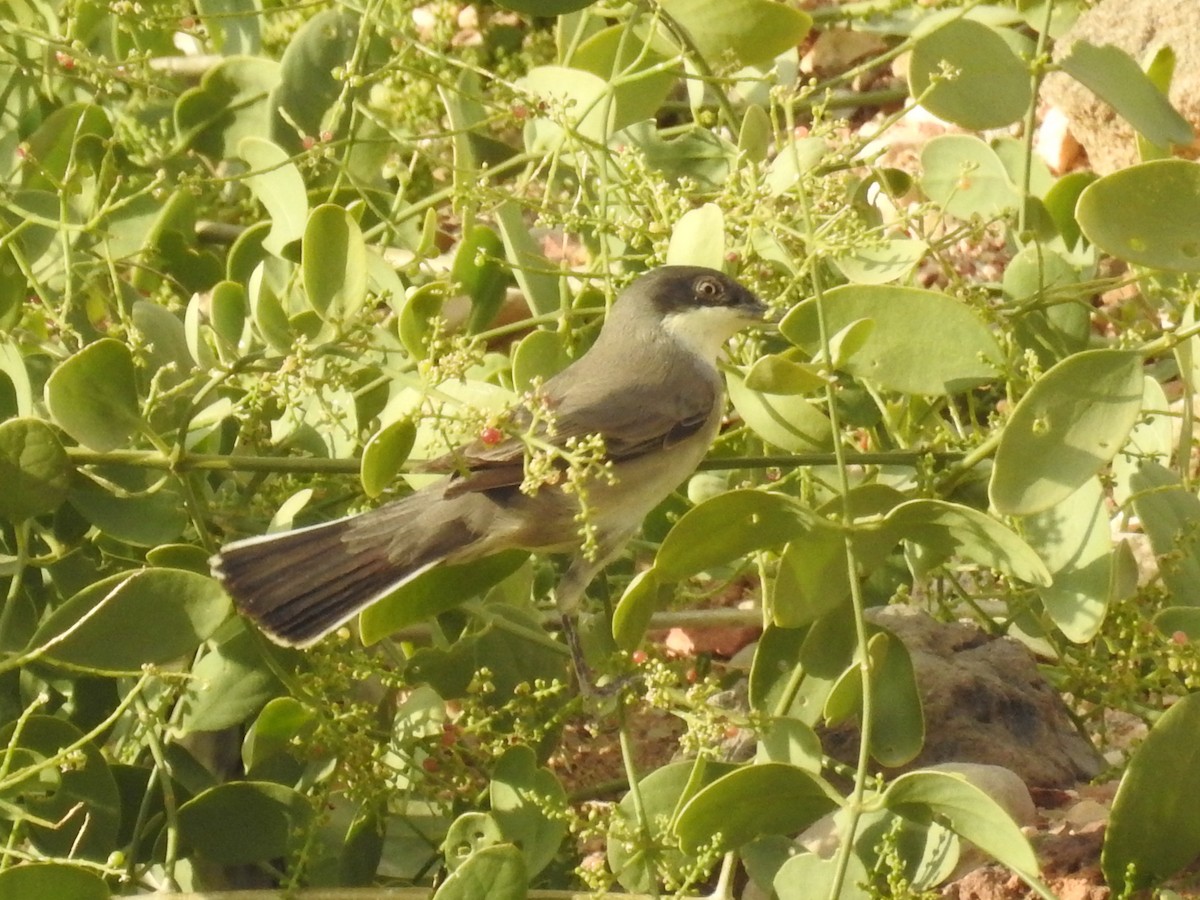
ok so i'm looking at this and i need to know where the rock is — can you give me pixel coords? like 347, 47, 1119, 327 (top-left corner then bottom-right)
1041, 0, 1200, 173
821, 606, 1104, 788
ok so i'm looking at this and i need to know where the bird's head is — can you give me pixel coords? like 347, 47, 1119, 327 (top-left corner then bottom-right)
616, 265, 769, 360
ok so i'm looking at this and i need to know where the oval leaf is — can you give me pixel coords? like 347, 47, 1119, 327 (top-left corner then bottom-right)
656, 489, 812, 582
1020, 477, 1111, 642
433, 843, 527, 900
0, 863, 110, 900
238, 136, 308, 256
884, 770, 1040, 881
659, 0, 812, 68
909, 19, 1031, 130
361, 419, 417, 499
919, 134, 1020, 220
990, 349, 1143, 515
303, 203, 367, 321
667, 202, 725, 269
30, 569, 231, 674
490, 744, 568, 878
178, 781, 310, 864
1059, 42, 1193, 149
1102, 692, 1200, 892
0, 417, 71, 522
45, 339, 141, 452
726, 368, 833, 451
885, 499, 1051, 586
674, 763, 837, 853
780, 285, 1002, 395
1077, 160, 1200, 272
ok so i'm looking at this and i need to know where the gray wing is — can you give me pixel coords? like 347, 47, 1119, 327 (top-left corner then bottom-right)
422, 360, 718, 493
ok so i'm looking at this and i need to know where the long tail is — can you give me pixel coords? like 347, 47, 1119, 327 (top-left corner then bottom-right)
211, 492, 462, 647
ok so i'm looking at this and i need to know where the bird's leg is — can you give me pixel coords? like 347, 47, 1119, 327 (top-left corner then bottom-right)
554, 546, 628, 696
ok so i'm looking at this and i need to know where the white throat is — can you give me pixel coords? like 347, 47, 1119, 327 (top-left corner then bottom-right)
661, 306, 751, 361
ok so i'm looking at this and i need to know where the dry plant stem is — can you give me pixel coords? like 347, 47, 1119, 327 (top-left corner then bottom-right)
785, 102, 873, 900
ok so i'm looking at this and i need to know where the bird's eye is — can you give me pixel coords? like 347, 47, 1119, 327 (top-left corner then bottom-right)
694, 276, 724, 302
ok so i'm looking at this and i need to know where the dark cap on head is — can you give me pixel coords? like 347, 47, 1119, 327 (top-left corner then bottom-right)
624, 266, 768, 321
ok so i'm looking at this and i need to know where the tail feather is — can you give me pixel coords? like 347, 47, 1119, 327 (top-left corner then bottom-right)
211, 507, 444, 647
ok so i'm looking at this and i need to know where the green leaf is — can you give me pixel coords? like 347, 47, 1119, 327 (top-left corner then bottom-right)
775, 851, 871, 900
919, 134, 1020, 220
612, 567, 673, 651
360, 419, 417, 499
656, 490, 812, 582
359, 551, 529, 644
44, 339, 141, 452
268, 9, 361, 151
1020, 477, 1111, 642
490, 744, 568, 877
174, 56, 281, 159
29, 568, 231, 674
516, 64, 612, 145
0, 717, 120, 860
573, 23, 682, 133
178, 781, 311, 864
1076, 160, 1200, 272
884, 770, 1040, 881
443, 813, 505, 873
0, 418, 70, 522
726, 368, 832, 451
833, 238, 928, 285
667, 202, 725, 269
242, 697, 315, 772
177, 627, 289, 733
1059, 41, 1193, 149
659, 0, 812, 68
769, 530, 851, 628
1042, 171, 1095, 249
195, 0, 261, 55
399, 282, 447, 360
1129, 462, 1200, 606
0, 863, 110, 900
495, 0, 595, 15
990, 349, 1143, 515
67, 483, 189, 547
303, 203, 367, 322
19, 103, 112, 192
909, 19, 1031, 130
1102, 692, 1200, 892
744, 354, 829, 395
452, 225, 508, 333
738, 104, 772, 162
495, 200, 559, 317
869, 630, 924, 767
433, 843, 527, 900
511, 329, 572, 393
885, 499, 1051, 586
238, 136, 308, 256
780, 285, 1002, 395
756, 717, 823, 771
674, 763, 837, 852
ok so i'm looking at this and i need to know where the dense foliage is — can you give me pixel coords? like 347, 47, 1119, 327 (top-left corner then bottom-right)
3, 0, 1200, 897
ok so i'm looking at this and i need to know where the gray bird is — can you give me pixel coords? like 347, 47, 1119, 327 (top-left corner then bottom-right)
211, 265, 767, 652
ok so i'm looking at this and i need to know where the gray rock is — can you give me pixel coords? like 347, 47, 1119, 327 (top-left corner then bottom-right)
1042, 0, 1200, 173
821, 606, 1104, 789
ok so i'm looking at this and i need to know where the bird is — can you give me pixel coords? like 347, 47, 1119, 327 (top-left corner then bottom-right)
211, 265, 768, 663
